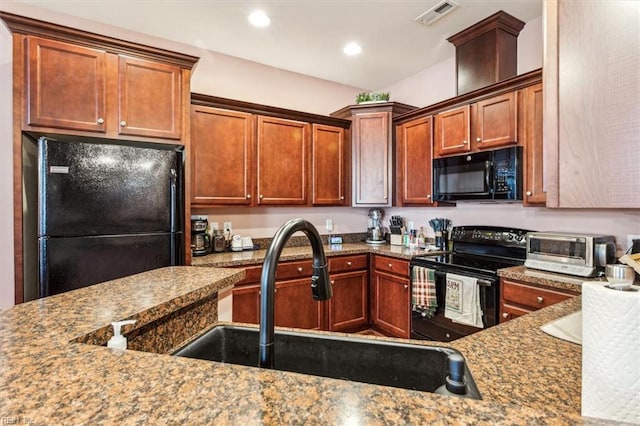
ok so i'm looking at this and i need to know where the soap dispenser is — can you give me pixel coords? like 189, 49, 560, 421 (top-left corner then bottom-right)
435, 353, 470, 397
107, 320, 136, 350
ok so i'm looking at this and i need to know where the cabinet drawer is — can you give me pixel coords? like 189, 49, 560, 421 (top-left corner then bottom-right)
234, 265, 262, 286
275, 260, 314, 280
500, 303, 530, 323
502, 279, 576, 310
328, 254, 368, 273
373, 255, 410, 276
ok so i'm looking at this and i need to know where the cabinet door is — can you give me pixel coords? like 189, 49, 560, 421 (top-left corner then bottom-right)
312, 124, 346, 205
256, 116, 309, 205
26, 36, 107, 133
396, 116, 434, 206
434, 105, 471, 157
274, 278, 324, 330
118, 56, 182, 139
522, 83, 546, 205
352, 112, 391, 206
473, 92, 518, 150
191, 106, 254, 205
232, 284, 260, 324
371, 270, 410, 338
328, 270, 368, 332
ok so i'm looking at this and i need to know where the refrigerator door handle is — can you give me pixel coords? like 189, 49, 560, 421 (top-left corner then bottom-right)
170, 169, 177, 266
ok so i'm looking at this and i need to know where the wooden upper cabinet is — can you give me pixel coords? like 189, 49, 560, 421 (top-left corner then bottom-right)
23, 35, 190, 141
26, 36, 107, 133
190, 106, 254, 206
256, 116, 310, 205
396, 115, 434, 206
522, 83, 545, 205
353, 111, 392, 206
312, 124, 346, 206
473, 91, 517, 149
118, 56, 182, 139
434, 105, 470, 157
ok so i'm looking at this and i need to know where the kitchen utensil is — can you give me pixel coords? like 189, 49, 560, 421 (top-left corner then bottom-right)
605, 264, 636, 289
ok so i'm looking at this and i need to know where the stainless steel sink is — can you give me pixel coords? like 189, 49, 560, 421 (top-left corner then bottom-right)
172, 325, 481, 399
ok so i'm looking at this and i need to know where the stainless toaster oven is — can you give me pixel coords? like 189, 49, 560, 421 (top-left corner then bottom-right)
524, 232, 616, 277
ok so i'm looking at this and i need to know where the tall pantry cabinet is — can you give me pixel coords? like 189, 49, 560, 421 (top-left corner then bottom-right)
2, 12, 199, 303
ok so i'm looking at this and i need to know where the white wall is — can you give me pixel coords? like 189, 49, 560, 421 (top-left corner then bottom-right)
0, 20, 14, 309
379, 15, 544, 108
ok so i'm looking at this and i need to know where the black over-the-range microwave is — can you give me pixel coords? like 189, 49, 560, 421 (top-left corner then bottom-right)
432, 146, 523, 202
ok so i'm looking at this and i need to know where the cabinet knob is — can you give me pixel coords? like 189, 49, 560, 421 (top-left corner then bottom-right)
120, 121, 127, 127
297, 267, 303, 273
526, 191, 533, 196
476, 137, 482, 142
403, 284, 409, 290
462, 140, 468, 145
445, 333, 451, 339
331, 280, 335, 286
246, 194, 251, 199
388, 263, 393, 268
340, 196, 344, 200
537, 296, 544, 304
97, 118, 104, 124
426, 194, 431, 199
259, 194, 264, 199
502, 312, 509, 319
346, 261, 352, 267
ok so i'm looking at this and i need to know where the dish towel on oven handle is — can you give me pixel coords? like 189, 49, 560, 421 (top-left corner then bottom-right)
444, 273, 483, 328
411, 266, 437, 318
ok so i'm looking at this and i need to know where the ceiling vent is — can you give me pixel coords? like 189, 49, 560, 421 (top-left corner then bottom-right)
415, 0, 460, 26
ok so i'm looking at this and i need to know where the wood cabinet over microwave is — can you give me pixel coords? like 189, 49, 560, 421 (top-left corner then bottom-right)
190, 94, 351, 208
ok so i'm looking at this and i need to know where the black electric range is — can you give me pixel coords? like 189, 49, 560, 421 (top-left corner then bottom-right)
410, 225, 532, 342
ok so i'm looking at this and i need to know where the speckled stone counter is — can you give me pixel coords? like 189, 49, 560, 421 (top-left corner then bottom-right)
191, 242, 430, 267
1, 261, 610, 424
498, 265, 607, 293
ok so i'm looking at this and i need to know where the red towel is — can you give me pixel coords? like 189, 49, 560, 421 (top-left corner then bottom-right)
412, 266, 437, 317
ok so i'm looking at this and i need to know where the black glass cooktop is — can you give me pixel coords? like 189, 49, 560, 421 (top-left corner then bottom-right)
412, 252, 524, 276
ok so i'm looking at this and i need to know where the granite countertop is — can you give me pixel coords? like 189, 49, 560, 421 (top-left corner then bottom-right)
498, 265, 607, 293
191, 242, 435, 267
0, 259, 602, 423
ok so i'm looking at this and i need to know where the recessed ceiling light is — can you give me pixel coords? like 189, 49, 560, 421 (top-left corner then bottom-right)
343, 42, 362, 56
248, 10, 270, 27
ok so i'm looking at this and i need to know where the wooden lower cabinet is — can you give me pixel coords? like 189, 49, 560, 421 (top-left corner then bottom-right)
500, 277, 578, 323
371, 255, 411, 338
231, 255, 368, 332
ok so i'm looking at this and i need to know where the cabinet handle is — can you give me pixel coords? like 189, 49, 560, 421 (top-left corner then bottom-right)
346, 261, 352, 267
526, 191, 533, 196
403, 284, 409, 290
502, 312, 509, 319
426, 194, 431, 199
445, 333, 451, 339
476, 137, 482, 142
388, 263, 393, 269
120, 121, 127, 127
297, 267, 303, 273
537, 296, 544, 304
259, 194, 264, 199
246, 194, 252, 199
97, 118, 104, 124
340, 196, 344, 200
462, 140, 468, 145
331, 280, 335, 286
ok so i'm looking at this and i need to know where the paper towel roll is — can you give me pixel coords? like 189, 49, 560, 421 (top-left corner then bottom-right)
581, 282, 640, 423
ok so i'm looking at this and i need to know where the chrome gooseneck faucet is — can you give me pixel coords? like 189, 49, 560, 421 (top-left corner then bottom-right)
259, 218, 332, 369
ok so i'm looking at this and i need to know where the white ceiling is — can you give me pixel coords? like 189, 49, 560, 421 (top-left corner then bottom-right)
9, 0, 542, 90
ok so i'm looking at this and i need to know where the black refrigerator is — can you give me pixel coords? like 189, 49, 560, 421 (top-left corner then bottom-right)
23, 134, 184, 299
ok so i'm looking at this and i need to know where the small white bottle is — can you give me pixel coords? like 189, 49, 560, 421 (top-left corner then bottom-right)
107, 320, 136, 350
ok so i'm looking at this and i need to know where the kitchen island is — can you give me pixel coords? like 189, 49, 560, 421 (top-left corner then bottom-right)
0, 258, 596, 424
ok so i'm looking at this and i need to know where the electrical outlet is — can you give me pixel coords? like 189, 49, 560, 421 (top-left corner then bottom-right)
224, 221, 232, 235
325, 219, 333, 232
627, 234, 640, 250
210, 221, 219, 231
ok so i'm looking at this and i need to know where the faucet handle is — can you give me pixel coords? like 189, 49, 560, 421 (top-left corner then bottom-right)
310, 264, 332, 301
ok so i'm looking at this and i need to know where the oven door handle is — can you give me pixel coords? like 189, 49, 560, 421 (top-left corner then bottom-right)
433, 270, 494, 287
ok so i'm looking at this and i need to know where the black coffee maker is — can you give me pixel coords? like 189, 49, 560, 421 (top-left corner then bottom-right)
191, 218, 211, 256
